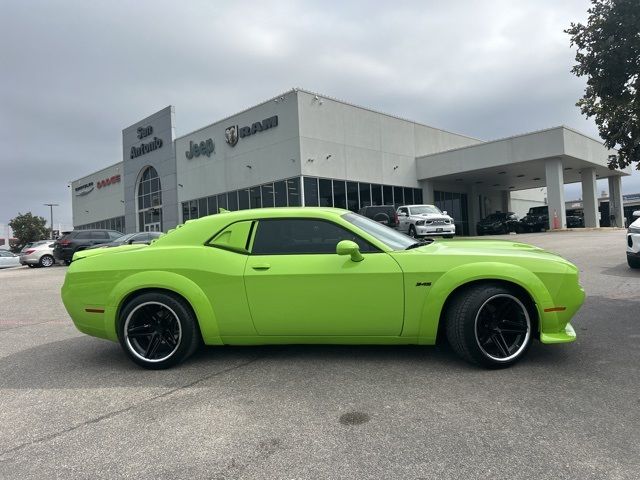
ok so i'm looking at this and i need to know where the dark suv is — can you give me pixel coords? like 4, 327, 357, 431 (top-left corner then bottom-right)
358, 205, 399, 229
476, 212, 520, 235
53, 229, 123, 264
519, 206, 549, 232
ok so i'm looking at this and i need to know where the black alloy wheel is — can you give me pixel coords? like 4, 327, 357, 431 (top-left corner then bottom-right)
445, 284, 533, 368
408, 225, 417, 238
118, 292, 201, 369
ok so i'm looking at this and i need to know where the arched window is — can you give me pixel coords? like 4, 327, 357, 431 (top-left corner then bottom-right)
137, 166, 163, 231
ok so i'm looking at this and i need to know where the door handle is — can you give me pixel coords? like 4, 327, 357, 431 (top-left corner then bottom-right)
251, 264, 271, 271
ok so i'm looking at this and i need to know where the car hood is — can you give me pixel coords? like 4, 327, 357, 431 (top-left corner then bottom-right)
411, 213, 451, 220
73, 244, 148, 261
478, 219, 502, 225
393, 238, 572, 267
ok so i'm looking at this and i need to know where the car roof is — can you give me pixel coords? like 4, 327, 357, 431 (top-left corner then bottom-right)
153, 207, 351, 246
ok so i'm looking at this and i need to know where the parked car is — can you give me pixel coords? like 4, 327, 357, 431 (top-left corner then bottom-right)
19, 240, 56, 267
627, 211, 640, 269
0, 249, 20, 269
566, 209, 584, 228
397, 204, 455, 238
53, 229, 123, 265
87, 232, 163, 250
476, 212, 520, 235
61, 207, 584, 370
357, 205, 399, 229
519, 206, 549, 232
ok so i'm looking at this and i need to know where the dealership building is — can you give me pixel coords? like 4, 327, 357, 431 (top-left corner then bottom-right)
71, 88, 629, 236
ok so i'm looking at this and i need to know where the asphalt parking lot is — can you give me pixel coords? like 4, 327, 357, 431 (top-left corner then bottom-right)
0, 230, 638, 479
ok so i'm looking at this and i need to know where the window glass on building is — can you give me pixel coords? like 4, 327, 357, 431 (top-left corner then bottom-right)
227, 191, 238, 211
393, 186, 404, 207
286, 177, 301, 206
359, 183, 371, 207
199, 198, 208, 217
250, 187, 261, 209
403, 187, 414, 205
274, 181, 287, 207
208, 196, 217, 215
318, 178, 333, 207
333, 180, 346, 209
346, 182, 359, 212
238, 189, 250, 210
261, 184, 274, 208
414, 188, 423, 204
371, 184, 382, 206
303, 177, 319, 206
182, 202, 190, 221
190, 200, 198, 219
383, 185, 392, 205
251, 219, 377, 255
217, 193, 228, 211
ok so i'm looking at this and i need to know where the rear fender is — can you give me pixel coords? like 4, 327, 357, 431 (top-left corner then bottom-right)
417, 262, 554, 343
106, 271, 222, 345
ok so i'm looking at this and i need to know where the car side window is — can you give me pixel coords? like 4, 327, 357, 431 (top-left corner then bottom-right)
92, 231, 109, 239
108, 231, 123, 240
251, 218, 379, 255
208, 220, 254, 254
398, 207, 408, 215
75, 231, 92, 239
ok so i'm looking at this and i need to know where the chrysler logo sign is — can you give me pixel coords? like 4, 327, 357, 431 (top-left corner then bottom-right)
75, 182, 94, 197
185, 138, 215, 159
225, 115, 278, 147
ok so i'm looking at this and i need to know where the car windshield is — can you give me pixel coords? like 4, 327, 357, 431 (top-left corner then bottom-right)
342, 212, 415, 250
410, 205, 442, 215
112, 233, 136, 244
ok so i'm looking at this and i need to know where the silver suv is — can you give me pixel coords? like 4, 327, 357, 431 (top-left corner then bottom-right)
397, 204, 455, 238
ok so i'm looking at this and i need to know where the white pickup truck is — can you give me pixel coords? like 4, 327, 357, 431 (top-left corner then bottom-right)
396, 204, 455, 238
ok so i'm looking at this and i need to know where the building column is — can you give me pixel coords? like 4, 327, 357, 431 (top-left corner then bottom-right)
608, 175, 625, 227
420, 180, 435, 204
581, 168, 599, 228
468, 185, 481, 236
501, 190, 512, 213
545, 158, 566, 230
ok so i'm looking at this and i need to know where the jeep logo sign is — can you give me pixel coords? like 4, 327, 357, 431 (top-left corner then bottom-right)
225, 115, 278, 147
185, 138, 215, 159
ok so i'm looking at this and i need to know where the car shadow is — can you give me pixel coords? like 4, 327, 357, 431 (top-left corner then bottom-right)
601, 261, 639, 278
0, 333, 576, 391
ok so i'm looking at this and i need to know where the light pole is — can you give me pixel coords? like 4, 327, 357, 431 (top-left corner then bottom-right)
43, 203, 59, 240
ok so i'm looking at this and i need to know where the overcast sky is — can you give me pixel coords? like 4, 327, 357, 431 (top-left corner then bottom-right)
1, 0, 638, 228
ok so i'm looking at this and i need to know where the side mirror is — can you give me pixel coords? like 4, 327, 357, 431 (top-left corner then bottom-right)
443, 211, 448, 215
336, 240, 364, 262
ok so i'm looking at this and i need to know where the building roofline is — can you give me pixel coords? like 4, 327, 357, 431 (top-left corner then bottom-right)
416, 125, 610, 159
175, 88, 298, 141
70, 160, 124, 184
175, 87, 483, 143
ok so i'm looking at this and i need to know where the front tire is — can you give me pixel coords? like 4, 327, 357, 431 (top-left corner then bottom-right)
408, 225, 417, 238
445, 284, 533, 368
628, 256, 640, 269
117, 292, 201, 369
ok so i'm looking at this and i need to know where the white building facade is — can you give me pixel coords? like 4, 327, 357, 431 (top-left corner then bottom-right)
71, 89, 628, 236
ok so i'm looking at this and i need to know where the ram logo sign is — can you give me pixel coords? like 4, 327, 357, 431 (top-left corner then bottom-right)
225, 115, 278, 147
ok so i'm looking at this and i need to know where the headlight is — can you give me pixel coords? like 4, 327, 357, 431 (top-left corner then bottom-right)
629, 226, 640, 234
415, 220, 425, 226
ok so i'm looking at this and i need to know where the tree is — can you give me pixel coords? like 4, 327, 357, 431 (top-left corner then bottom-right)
566, 0, 640, 170
8, 212, 49, 251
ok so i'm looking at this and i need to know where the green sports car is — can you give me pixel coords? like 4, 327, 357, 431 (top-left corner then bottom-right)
61, 207, 584, 370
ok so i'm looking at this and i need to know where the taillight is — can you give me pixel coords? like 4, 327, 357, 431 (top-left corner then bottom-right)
394, 213, 399, 226
23, 249, 36, 255
60, 239, 71, 246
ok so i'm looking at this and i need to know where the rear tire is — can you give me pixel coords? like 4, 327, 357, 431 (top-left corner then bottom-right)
117, 292, 201, 369
39, 255, 54, 268
445, 283, 533, 368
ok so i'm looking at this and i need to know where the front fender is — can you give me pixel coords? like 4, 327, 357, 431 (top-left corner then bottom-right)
105, 270, 222, 345
417, 262, 556, 343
